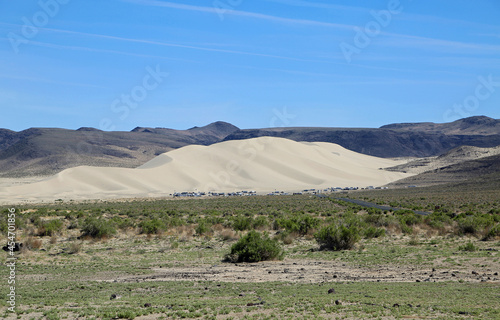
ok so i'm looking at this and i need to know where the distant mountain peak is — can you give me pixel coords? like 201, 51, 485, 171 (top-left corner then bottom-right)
454, 115, 496, 125
380, 116, 499, 135
77, 127, 102, 132
189, 121, 239, 131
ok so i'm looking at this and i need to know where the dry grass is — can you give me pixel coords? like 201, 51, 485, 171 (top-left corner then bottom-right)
24, 236, 43, 250
219, 229, 239, 241
66, 242, 82, 254
173, 225, 195, 241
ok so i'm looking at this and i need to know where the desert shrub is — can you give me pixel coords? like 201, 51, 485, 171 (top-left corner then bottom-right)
276, 230, 299, 244
139, 219, 165, 234
38, 219, 64, 237
366, 207, 383, 215
363, 213, 389, 227
483, 224, 500, 241
81, 217, 116, 239
425, 211, 453, 228
459, 242, 477, 252
68, 220, 79, 229
165, 216, 184, 228
457, 215, 494, 236
395, 211, 422, 234
232, 215, 253, 231
225, 230, 283, 263
397, 211, 422, 226
0, 219, 7, 234
24, 237, 43, 250
67, 242, 82, 254
110, 217, 135, 231
195, 220, 212, 236
252, 216, 269, 230
314, 223, 361, 251
408, 236, 420, 246
219, 229, 239, 241
364, 226, 385, 239
275, 214, 320, 235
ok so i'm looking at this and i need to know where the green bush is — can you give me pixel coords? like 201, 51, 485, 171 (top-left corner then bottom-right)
364, 226, 385, 239
0, 219, 7, 234
275, 214, 320, 235
195, 220, 212, 236
252, 216, 269, 229
38, 219, 64, 237
81, 217, 116, 239
457, 215, 494, 236
225, 230, 283, 263
139, 218, 165, 234
314, 223, 360, 251
397, 212, 422, 226
232, 215, 253, 231
483, 224, 500, 241
459, 242, 477, 252
363, 213, 389, 227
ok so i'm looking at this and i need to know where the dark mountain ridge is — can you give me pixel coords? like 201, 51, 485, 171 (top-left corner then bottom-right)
1, 116, 499, 177
223, 116, 500, 158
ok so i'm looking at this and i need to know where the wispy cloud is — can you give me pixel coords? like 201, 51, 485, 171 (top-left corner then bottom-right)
471, 33, 500, 39
120, 0, 354, 29
261, 0, 367, 13
0, 72, 107, 89
0, 24, 328, 63
378, 32, 500, 54
0, 36, 201, 63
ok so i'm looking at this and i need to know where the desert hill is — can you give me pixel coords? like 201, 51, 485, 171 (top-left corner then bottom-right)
387, 151, 500, 188
223, 116, 500, 158
0, 137, 412, 203
1, 116, 500, 178
381, 116, 500, 135
0, 122, 239, 177
385, 145, 500, 175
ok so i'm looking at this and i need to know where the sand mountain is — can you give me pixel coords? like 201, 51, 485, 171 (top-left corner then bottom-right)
0, 137, 412, 203
1, 116, 500, 178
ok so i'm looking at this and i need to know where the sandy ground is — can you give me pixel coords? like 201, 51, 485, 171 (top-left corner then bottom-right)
0, 137, 413, 204
97, 258, 499, 285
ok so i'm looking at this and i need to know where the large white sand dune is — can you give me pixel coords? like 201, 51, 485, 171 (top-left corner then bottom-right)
0, 137, 413, 203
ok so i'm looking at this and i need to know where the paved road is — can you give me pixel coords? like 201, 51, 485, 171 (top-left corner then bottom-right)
317, 195, 431, 216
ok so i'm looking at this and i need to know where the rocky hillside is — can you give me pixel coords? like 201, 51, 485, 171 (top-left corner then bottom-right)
0, 122, 239, 177
224, 116, 500, 158
1, 116, 500, 178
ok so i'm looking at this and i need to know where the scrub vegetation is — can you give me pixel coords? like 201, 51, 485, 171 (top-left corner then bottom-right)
0, 188, 499, 319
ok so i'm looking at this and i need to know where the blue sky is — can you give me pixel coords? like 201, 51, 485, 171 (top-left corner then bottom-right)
1, 0, 500, 131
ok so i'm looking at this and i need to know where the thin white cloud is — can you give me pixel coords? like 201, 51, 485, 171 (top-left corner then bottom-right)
1, 24, 327, 63
120, 0, 354, 29
0, 37, 201, 63
0, 73, 107, 89
261, 0, 367, 12
471, 33, 500, 39
378, 32, 500, 54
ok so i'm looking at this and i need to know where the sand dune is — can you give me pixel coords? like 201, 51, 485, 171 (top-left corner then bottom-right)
0, 137, 413, 203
